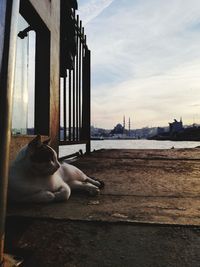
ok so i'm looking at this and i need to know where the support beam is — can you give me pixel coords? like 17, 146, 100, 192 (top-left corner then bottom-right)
82, 48, 91, 154
0, 0, 20, 264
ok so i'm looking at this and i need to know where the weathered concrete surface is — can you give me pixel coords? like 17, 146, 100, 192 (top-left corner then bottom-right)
6, 149, 200, 266
5, 219, 200, 267
8, 149, 200, 225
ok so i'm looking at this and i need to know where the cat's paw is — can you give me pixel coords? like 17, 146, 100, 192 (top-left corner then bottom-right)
95, 179, 105, 189
89, 177, 105, 189
88, 187, 100, 196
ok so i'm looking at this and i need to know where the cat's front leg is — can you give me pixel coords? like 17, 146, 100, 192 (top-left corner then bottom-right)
70, 180, 100, 196
54, 184, 71, 202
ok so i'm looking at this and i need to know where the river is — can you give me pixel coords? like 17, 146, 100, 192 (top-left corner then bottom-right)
59, 139, 200, 158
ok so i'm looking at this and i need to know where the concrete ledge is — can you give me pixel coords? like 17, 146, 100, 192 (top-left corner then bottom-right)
6, 149, 200, 266
7, 148, 200, 226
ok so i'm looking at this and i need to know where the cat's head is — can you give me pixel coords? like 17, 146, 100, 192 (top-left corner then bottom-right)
27, 135, 60, 176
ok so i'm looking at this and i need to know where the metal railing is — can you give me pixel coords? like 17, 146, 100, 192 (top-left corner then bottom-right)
59, 7, 91, 155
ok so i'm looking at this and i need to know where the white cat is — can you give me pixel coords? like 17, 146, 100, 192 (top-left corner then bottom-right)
8, 135, 104, 203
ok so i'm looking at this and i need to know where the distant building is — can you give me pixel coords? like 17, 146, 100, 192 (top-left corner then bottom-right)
169, 118, 183, 135
90, 126, 110, 138
110, 123, 125, 135
157, 127, 165, 135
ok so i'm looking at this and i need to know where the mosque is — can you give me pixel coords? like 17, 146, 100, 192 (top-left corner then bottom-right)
110, 116, 132, 137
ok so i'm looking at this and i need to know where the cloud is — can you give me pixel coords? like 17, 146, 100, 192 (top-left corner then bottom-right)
79, 0, 200, 128
78, 0, 115, 25
92, 59, 200, 128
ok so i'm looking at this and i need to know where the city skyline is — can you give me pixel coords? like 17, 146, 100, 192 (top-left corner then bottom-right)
78, 0, 200, 129
92, 116, 192, 130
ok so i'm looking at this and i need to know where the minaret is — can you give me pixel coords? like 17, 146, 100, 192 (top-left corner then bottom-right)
123, 115, 125, 129
128, 117, 131, 136
180, 117, 183, 128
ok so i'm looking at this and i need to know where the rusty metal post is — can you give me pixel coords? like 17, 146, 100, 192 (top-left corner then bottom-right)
82, 47, 91, 154
0, 0, 20, 265
85, 48, 91, 154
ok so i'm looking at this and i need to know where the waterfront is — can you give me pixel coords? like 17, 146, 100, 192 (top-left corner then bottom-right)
59, 139, 200, 157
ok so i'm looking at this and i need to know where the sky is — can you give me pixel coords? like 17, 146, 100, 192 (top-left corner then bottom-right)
78, 0, 200, 129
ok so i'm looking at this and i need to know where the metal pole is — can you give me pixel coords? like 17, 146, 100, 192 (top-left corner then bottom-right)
72, 9, 76, 141
78, 20, 82, 138
82, 47, 91, 154
86, 48, 91, 154
76, 15, 79, 141
72, 66, 75, 141
0, 0, 20, 265
63, 76, 67, 141
68, 70, 72, 141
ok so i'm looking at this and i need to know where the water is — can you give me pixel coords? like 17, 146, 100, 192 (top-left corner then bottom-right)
59, 139, 200, 158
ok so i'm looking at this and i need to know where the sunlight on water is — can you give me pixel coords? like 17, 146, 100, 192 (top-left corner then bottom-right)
59, 140, 200, 158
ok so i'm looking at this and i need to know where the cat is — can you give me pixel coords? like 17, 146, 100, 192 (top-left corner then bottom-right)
8, 135, 104, 203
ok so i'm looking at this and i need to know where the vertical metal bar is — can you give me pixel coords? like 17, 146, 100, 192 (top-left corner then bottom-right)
59, 78, 63, 140
72, 66, 75, 141
0, 0, 20, 264
71, 8, 76, 141
76, 15, 79, 141
82, 46, 91, 154
86, 48, 91, 154
82, 28, 85, 58
68, 70, 71, 141
78, 20, 82, 140
63, 75, 67, 141
80, 26, 84, 141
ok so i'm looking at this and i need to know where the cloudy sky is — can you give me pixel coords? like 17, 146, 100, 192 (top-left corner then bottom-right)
77, 0, 200, 129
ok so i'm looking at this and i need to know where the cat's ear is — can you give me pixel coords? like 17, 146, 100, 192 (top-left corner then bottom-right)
28, 135, 42, 149
43, 138, 51, 145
